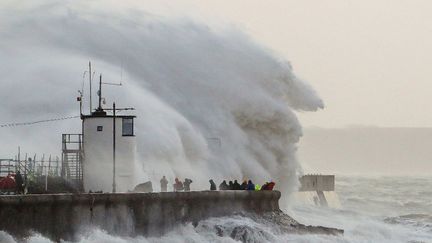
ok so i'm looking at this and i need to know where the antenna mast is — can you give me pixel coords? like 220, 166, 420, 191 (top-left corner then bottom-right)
98, 74, 102, 111
89, 61, 92, 113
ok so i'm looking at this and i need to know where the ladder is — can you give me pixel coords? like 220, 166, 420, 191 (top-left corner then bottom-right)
61, 134, 83, 190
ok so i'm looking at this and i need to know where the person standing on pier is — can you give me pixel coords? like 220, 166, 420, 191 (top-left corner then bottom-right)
228, 181, 234, 190
160, 176, 168, 192
174, 178, 184, 191
183, 178, 193, 191
15, 171, 24, 194
209, 179, 217, 191
247, 180, 255, 191
219, 180, 228, 190
233, 180, 241, 190
240, 180, 248, 190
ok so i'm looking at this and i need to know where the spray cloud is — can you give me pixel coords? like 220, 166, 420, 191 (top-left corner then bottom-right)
0, 1, 323, 202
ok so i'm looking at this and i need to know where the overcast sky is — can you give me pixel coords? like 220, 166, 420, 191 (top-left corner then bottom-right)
122, 0, 432, 128
3, 0, 431, 128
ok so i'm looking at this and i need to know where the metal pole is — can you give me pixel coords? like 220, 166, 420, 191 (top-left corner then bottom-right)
33, 154, 36, 174
48, 155, 51, 175
112, 102, 116, 193
89, 61, 92, 113
41, 154, 45, 176
24, 153, 27, 178
17, 146, 20, 172
79, 92, 83, 116
98, 75, 102, 111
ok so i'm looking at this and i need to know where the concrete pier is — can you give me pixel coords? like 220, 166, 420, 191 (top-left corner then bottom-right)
0, 191, 280, 241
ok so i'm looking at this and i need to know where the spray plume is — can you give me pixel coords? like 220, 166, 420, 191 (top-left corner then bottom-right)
0, 1, 323, 204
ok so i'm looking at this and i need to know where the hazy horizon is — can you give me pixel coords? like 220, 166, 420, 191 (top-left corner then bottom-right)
299, 126, 432, 176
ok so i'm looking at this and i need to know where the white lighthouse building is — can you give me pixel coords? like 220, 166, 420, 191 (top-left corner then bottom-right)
62, 71, 138, 193
82, 74, 137, 193
61, 65, 138, 193
82, 108, 137, 192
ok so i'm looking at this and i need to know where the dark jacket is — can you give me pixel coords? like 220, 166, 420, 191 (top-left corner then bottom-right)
219, 181, 228, 190
233, 180, 241, 190
209, 180, 217, 191
15, 172, 23, 187
183, 178, 193, 191
247, 180, 255, 191
240, 181, 248, 190
228, 181, 234, 190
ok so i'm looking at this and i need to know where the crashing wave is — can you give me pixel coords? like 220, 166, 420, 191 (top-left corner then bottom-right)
0, 1, 323, 203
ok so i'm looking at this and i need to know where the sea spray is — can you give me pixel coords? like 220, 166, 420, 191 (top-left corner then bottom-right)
0, 1, 323, 203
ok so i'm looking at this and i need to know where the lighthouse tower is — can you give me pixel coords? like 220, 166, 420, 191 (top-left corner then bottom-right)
81, 75, 137, 192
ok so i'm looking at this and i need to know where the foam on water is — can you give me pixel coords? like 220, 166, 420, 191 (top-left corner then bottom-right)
1, 176, 430, 242
291, 176, 432, 243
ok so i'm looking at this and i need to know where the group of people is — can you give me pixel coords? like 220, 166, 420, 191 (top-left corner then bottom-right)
160, 176, 275, 192
160, 176, 193, 192
209, 179, 275, 191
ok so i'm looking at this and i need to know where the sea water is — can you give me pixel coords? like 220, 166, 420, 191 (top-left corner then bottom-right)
1, 175, 430, 242
290, 175, 432, 242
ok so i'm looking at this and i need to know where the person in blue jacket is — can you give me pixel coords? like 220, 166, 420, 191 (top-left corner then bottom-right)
246, 180, 255, 191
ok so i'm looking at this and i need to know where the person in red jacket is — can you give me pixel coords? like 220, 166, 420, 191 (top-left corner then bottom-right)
261, 181, 276, 191
266, 181, 275, 190
0, 174, 16, 191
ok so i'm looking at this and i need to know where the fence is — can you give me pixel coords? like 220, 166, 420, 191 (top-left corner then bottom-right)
0, 155, 61, 179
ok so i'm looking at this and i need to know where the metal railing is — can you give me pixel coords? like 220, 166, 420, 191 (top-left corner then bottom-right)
0, 156, 61, 179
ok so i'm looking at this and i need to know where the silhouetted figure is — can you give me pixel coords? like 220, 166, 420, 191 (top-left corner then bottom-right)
219, 180, 228, 190
209, 179, 217, 191
233, 180, 241, 190
240, 180, 248, 190
247, 180, 255, 191
160, 176, 168, 192
174, 178, 184, 191
183, 178, 193, 191
228, 181, 234, 190
15, 171, 24, 194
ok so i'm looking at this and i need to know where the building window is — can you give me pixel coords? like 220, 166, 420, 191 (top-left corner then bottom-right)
97, 126, 103, 132
122, 118, 134, 136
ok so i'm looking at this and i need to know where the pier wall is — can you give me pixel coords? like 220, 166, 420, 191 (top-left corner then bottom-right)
0, 191, 280, 241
